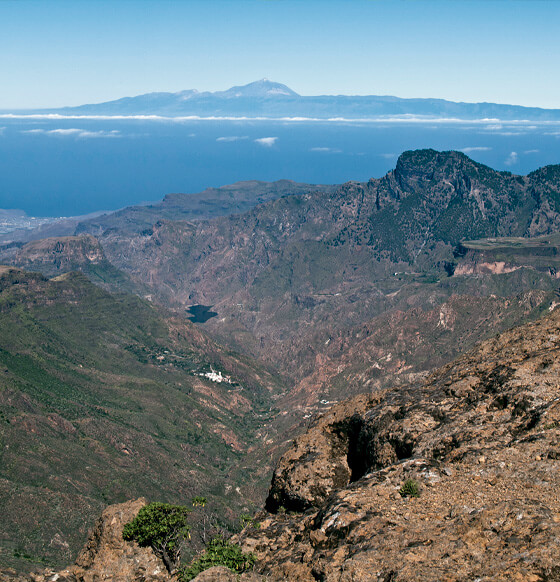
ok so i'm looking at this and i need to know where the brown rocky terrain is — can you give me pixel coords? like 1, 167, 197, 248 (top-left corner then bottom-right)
76, 179, 337, 238
233, 306, 560, 581
0, 235, 137, 293
0, 497, 260, 582
13, 236, 104, 268
0, 235, 105, 274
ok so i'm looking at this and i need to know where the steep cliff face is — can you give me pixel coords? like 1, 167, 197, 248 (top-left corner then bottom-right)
237, 308, 560, 581
0, 235, 136, 292
14, 235, 104, 269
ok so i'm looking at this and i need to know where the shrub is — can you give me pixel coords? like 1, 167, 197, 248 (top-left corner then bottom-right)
399, 478, 420, 498
122, 502, 191, 572
179, 536, 256, 581
192, 496, 207, 507
239, 513, 260, 528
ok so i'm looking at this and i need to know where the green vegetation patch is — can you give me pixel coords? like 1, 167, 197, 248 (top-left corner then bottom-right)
179, 536, 256, 581
399, 479, 420, 498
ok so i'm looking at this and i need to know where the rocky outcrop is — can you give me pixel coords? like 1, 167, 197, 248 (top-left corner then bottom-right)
238, 308, 560, 581
0, 498, 264, 582
30, 499, 170, 582
14, 235, 105, 270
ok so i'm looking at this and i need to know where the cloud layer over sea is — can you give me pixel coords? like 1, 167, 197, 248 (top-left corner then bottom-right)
0, 115, 559, 216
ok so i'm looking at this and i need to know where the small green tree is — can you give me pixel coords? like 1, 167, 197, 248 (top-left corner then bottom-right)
122, 502, 191, 572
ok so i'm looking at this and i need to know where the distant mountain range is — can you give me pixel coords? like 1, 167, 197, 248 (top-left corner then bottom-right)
28, 79, 560, 121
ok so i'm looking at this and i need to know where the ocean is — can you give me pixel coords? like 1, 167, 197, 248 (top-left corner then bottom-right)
1, 115, 559, 217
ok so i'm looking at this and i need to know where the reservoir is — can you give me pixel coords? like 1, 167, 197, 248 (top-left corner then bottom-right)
187, 304, 218, 323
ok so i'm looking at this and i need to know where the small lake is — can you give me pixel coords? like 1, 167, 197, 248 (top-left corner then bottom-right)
187, 304, 218, 323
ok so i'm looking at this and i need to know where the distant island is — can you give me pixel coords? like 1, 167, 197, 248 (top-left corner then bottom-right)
11, 79, 560, 121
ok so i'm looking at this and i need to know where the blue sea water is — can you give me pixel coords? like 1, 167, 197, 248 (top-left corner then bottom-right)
1, 116, 559, 217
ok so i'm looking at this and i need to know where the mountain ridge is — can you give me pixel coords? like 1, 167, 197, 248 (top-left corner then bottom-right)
19, 81, 560, 121
11, 151, 560, 405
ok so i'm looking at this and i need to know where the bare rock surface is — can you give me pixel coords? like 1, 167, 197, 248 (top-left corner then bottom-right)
238, 308, 560, 581
0, 499, 262, 582
188, 566, 262, 581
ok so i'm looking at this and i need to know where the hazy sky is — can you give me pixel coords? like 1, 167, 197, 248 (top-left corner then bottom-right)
1, 0, 559, 109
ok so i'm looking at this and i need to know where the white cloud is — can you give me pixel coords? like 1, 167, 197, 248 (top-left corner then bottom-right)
0, 127, 5, 135
216, 135, 249, 142
310, 146, 341, 153
78, 129, 121, 138
254, 137, 278, 147
460, 146, 492, 154
21, 128, 121, 138
379, 153, 397, 159
504, 151, 519, 166
3, 113, 560, 131
524, 149, 540, 154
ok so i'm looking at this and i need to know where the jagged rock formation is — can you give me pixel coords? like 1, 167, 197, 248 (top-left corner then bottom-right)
237, 307, 560, 581
70, 499, 166, 581
52, 499, 169, 582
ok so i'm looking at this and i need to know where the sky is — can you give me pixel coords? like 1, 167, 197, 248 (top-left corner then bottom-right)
1, 0, 559, 110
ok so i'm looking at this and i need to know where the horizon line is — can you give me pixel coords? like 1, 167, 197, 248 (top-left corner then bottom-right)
2, 113, 560, 125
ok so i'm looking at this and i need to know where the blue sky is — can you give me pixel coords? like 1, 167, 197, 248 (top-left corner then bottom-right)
1, 0, 559, 109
